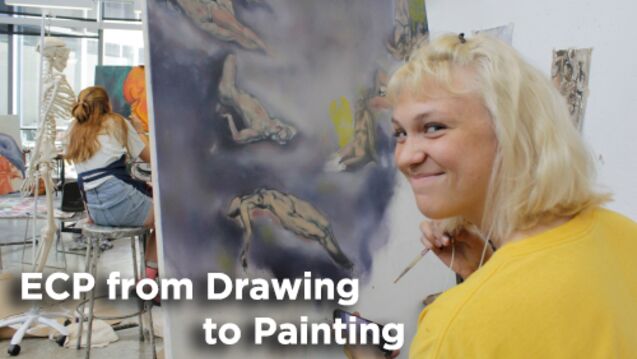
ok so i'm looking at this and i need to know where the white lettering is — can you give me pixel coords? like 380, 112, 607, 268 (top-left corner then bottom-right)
22, 273, 42, 300
254, 317, 277, 344
45, 272, 69, 300
208, 273, 232, 300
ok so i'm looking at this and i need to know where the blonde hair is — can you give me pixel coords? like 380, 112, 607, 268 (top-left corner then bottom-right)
66, 86, 129, 163
387, 33, 610, 243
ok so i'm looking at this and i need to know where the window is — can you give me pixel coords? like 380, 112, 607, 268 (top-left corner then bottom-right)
103, 29, 143, 66
0, 34, 8, 114
17, 35, 39, 128
17, 35, 97, 131
0, 0, 142, 145
103, 1, 141, 21
87, 39, 97, 55
105, 42, 120, 57
11, 5, 97, 20
122, 44, 133, 59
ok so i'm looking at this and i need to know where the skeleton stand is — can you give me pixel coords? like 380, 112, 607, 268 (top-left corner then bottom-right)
0, 13, 71, 356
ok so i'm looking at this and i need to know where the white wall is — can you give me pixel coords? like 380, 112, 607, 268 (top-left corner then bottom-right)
360, 0, 637, 353
425, 0, 637, 220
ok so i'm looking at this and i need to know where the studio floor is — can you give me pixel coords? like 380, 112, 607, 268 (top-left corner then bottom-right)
0, 213, 163, 359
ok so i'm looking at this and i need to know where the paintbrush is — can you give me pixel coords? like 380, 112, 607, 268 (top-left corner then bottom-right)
393, 249, 428, 284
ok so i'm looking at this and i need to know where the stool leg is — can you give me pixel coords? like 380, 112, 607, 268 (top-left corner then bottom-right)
85, 239, 100, 359
139, 231, 157, 359
76, 236, 93, 350
21, 217, 30, 264
131, 235, 145, 341
55, 224, 68, 271
146, 299, 157, 359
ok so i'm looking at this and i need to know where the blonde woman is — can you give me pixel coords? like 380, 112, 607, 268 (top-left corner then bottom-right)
350, 34, 637, 358
65, 86, 159, 283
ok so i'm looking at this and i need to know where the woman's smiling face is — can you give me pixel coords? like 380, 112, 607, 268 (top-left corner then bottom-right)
392, 73, 498, 225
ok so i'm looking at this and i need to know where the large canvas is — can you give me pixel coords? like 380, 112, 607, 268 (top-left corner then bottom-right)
94, 65, 150, 131
147, 0, 427, 356
551, 48, 592, 131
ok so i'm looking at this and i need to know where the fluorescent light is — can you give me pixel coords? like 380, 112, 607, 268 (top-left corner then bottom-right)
5, 0, 95, 10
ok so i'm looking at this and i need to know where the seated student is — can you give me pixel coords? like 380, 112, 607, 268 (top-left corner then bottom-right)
65, 86, 159, 283
348, 33, 637, 358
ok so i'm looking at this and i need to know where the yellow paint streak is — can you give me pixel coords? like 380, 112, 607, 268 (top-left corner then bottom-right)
409, 0, 428, 30
328, 96, 354, 148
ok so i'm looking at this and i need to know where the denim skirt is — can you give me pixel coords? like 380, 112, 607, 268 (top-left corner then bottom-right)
85, 177, 152, 227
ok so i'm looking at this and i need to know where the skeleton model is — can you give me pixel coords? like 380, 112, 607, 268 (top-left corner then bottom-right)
227, 188, 354, 270
217, 54, 297, 145
325, 70, 391, 172
176, 0, 267, 52
21, 37, 75, 272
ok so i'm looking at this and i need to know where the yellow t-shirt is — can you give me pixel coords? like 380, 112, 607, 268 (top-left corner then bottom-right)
410, 208, 637, 358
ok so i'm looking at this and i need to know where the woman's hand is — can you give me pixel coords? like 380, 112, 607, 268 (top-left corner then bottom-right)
343, 312, 400, 359
420, 220, 493, 280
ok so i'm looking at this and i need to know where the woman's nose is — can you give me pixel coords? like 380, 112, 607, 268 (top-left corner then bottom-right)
395, 138, 426, 169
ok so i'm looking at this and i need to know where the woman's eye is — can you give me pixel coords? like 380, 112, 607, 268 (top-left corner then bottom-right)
424, 123, 446, 134
393, 129, 406, 142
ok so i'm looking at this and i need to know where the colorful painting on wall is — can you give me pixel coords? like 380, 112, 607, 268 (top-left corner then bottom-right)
146, 0, 427, 355
551, 48, 592, 131
0, 133, 25, 195
94, 65, 149, 132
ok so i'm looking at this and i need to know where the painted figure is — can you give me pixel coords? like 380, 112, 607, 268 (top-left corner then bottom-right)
227, 188, 354, 270
325, 70, 391, 172
176, 0, 267, 52
123, 66, 149, 132
387, 0, 428, 61
22, 37, 75, 271
217, 54, 297, 144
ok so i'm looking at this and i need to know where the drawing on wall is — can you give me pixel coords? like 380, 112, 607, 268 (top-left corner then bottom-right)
0, 133, 25, 195
175, 0, 267, 52
387, 0, 429, 60
473, 23, 514, 44
551, 48, 592, 131
227, 188, 353, 270
94, 65, 149, 131
217, 54, 297, 145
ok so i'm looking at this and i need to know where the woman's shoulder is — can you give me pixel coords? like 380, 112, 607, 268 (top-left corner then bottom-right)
101, 113, 127, 127
593, 207, 637, 229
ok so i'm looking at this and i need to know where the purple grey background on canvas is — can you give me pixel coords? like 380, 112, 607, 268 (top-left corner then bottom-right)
147, 0, 398, 282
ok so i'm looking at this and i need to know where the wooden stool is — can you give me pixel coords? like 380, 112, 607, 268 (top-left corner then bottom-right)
76, 223, 157, 359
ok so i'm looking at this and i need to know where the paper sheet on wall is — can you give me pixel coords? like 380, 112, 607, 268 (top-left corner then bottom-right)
551, 48, 592, 131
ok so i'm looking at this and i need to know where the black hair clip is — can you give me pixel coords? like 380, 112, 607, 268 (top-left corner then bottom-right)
459, 33, 466, 43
